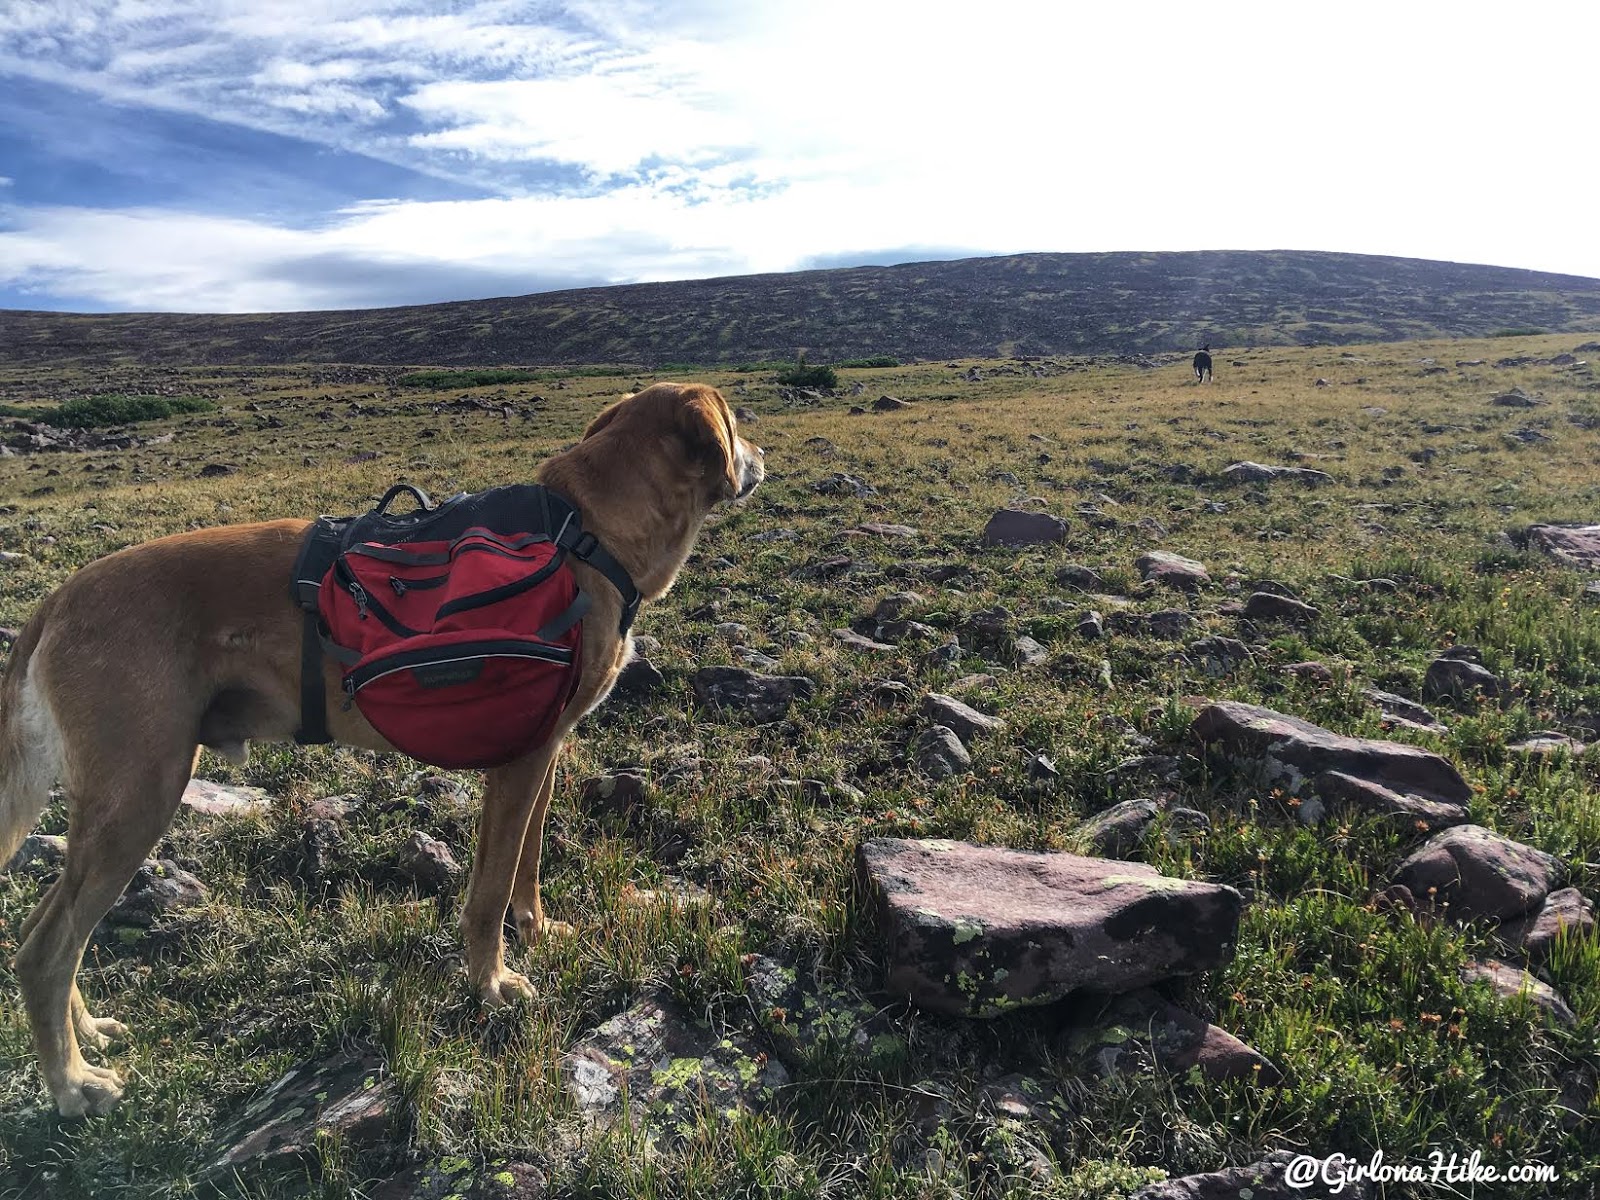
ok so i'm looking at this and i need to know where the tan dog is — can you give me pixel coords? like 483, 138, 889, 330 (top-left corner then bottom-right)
0, 382, 763, 1118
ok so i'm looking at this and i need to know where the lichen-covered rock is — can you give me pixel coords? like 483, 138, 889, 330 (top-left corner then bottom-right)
1070, 988, 1282, 1085
857, 838, 1241, 1017
1393, 825, 1561, 922
5, 832, 66, 875
561, 994, 789, 1139
743, 954, 904, 1071
369, 1159, 545, 1200
396, 832, 461, 895
1526, 523, 1600, 569
1185, 636, 1252, 674
209, 1051, 396, 1177
1360, 688, 1447, 733
1191, 700, 1471, 810
693, 666, 816, 721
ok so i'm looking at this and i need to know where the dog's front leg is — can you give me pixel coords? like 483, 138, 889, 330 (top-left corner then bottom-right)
460, 747, 557, 1006
509, 754, 573, 946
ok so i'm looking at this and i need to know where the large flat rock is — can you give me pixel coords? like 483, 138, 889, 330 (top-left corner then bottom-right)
1192, 700, 1470, 807
857, 838, 1241, 1017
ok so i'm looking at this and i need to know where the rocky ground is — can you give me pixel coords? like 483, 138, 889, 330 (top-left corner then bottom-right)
1, 333, 1598, 1197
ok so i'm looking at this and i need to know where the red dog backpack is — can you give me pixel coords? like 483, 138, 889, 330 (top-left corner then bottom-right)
290, 483, 639, 769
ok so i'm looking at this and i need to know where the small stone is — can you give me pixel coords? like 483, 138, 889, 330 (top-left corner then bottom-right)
1496, 887, 1596, 961
872, 394, 910, 411
1423, 654, 1502, 705
693, 666, 816, 721
181, 779, 271, 817
922, 693, 1006, 741
1055, 563, 1104, 591
1461, 959, 1576, 1026
1013, 635, 1048, 666
1507, 732, 1586, 757
396, 832, 462, 895
613, 655, 665, 698
106, 859, 208, 928
872, 592, 925, 623
833, 628, 895, 652
1243, 592, 1320, 622
914, 726, 972, 779
580, 771, 649, 817
5, 833, 67, 874
1077, 798, 1162, 857
1394, 825, 1561, 922
1076, 610, 1105, 639
1134, 550, 1209, 591
981, 509, 1068, 546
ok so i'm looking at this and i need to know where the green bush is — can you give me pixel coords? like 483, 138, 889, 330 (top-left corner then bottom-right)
775, 353, 838, 390
1489, 328, 1545, 338
397, 368, 543, 388
35, 394, 215, 429
835, 355, 900, 368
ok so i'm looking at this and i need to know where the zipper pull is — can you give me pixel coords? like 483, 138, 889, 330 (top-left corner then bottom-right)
389, 575, 407, 596
349, 580, 369, 618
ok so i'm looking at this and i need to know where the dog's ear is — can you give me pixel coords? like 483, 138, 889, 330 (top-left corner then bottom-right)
582, 400, 626, 440
678, 387, 740, 498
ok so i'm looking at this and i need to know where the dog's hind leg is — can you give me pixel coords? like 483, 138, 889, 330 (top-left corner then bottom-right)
461, 745, 561, 1007
509, 755, 572, 947
14, 750, 193, 1117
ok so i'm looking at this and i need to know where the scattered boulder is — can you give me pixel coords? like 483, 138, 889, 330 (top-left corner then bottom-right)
562, 994, 788, 1134
1497, 888, 1596, 961
913, 726, 972, 779
1013, 635, 1049, 667
810, 472, 876, 498
181, 778, 271, 817
981, 508, 1068, 547
1461, 959, 1576, 1026
1221, 462, 1333, 486
1076, 798, 1162, 857
744, 954, 900, 1071
873, 592, 925, 623
1185, 636, 1253, 674
853, 522, 918, 538
857, 838, 1242, 1017
1113, 609, 1194, 640
1507, 731, 1586, 757
1361, 688, 1447, 733
208, 1050, 395, 1178
1491, 388, 1540, 407
1423, 651, 1502, 705
693, 667, 816, 721
872, 394, 910, 411
5, 832, 66, 875
922, 693, 1006, 742
396, 832, 462, 894
1393, 825, 1561, 921
1242, 592, 1319, 623
105, 859, 208, 928
1128, 1152, 1364, 1200
1192, 701, 1472, 814
833, 628, 895, 652
1071, 988, 1281, 1085
1055, 563, 1105, 591
1285, 660, 1336, 683
612, 654, 665, 698
1311, 770, 1468, 830
1135, 551, 1209, 591
1525, 524, 1600, 569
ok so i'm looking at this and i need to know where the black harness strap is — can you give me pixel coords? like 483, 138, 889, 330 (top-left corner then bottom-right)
297, 610, 328, 745
556, 525, 642, 634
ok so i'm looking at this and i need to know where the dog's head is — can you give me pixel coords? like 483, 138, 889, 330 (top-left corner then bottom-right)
583, 382, 764, 504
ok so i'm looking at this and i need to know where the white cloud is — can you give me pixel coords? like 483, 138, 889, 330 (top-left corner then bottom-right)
2, 0, 1598, 311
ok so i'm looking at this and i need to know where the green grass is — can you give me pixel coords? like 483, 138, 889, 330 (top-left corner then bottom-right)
0, 393, 215, 428
2, 332, 1599, 1197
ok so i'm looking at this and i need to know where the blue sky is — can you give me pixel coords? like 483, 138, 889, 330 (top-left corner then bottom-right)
2, 1, 1596, 314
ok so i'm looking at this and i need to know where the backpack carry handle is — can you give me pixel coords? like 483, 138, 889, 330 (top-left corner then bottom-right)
375, 483, 433, 515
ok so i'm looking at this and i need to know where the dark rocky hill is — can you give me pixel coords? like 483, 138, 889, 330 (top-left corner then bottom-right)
4, 250, 1599, 367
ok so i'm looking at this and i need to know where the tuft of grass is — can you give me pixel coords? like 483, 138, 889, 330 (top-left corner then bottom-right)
0, 393, 214, 428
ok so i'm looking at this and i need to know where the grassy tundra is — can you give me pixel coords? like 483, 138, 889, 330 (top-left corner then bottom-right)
1, 334, 1598, 1197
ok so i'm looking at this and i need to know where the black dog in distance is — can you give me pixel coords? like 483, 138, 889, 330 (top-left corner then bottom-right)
1193, 345, 1213, 382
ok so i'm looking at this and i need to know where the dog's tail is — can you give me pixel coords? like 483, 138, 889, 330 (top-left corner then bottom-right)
0, 613, 63, 871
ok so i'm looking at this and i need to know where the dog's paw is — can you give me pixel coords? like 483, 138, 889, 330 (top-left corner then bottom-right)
75, 1012, 129, 1052
54, 1064, 125, 1119
513, 910, 575, 946
476, 968, 535, 1008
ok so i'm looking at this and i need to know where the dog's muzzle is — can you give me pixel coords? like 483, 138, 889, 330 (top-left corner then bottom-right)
736, 443, 765, 498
